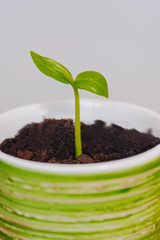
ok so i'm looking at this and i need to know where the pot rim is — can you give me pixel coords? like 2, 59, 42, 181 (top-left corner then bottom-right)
0, 99, 160, 175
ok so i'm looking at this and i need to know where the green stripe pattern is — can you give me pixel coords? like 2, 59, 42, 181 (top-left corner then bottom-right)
0, 157, 160, 240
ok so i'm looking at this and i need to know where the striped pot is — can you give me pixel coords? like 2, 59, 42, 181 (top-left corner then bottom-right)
0, 99, 160, 240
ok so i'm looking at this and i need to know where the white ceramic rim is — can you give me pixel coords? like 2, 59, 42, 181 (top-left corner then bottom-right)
0, 99, 160, 175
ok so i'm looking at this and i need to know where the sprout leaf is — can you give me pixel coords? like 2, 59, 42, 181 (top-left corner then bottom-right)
30, 51, 73, 84
73, 71, 108, 98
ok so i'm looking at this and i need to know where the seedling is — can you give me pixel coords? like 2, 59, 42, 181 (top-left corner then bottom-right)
30, 51, 108, 158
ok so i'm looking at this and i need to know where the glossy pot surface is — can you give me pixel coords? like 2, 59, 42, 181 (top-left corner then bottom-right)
0, 99, 160, 240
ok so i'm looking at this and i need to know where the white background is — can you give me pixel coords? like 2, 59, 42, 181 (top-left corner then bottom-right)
0, 0, 160, 114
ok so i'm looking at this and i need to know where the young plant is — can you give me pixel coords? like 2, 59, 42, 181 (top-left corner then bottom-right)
30, 51, 108, 158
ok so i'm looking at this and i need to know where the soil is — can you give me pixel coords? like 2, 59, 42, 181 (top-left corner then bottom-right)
0, 119, 160, 164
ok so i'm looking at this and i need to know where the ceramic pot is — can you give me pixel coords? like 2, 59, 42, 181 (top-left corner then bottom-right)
0, 99, 160, 240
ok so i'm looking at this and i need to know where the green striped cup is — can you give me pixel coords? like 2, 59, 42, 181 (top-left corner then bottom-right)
0, 99, 160, 240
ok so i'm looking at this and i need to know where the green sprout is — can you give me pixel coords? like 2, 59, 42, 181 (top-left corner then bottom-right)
30, 51, 108, 158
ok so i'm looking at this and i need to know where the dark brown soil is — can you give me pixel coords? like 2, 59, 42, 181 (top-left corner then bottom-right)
0, 119, 160, 164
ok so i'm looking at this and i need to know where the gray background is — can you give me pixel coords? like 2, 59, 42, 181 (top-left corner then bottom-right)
0, 0, 160, 114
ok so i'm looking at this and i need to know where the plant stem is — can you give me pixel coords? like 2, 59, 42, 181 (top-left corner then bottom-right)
73, 86, 82, 158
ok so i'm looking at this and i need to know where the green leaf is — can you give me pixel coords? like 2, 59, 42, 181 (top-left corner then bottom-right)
30, 51, 73, 84
73, 71, 108, 98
